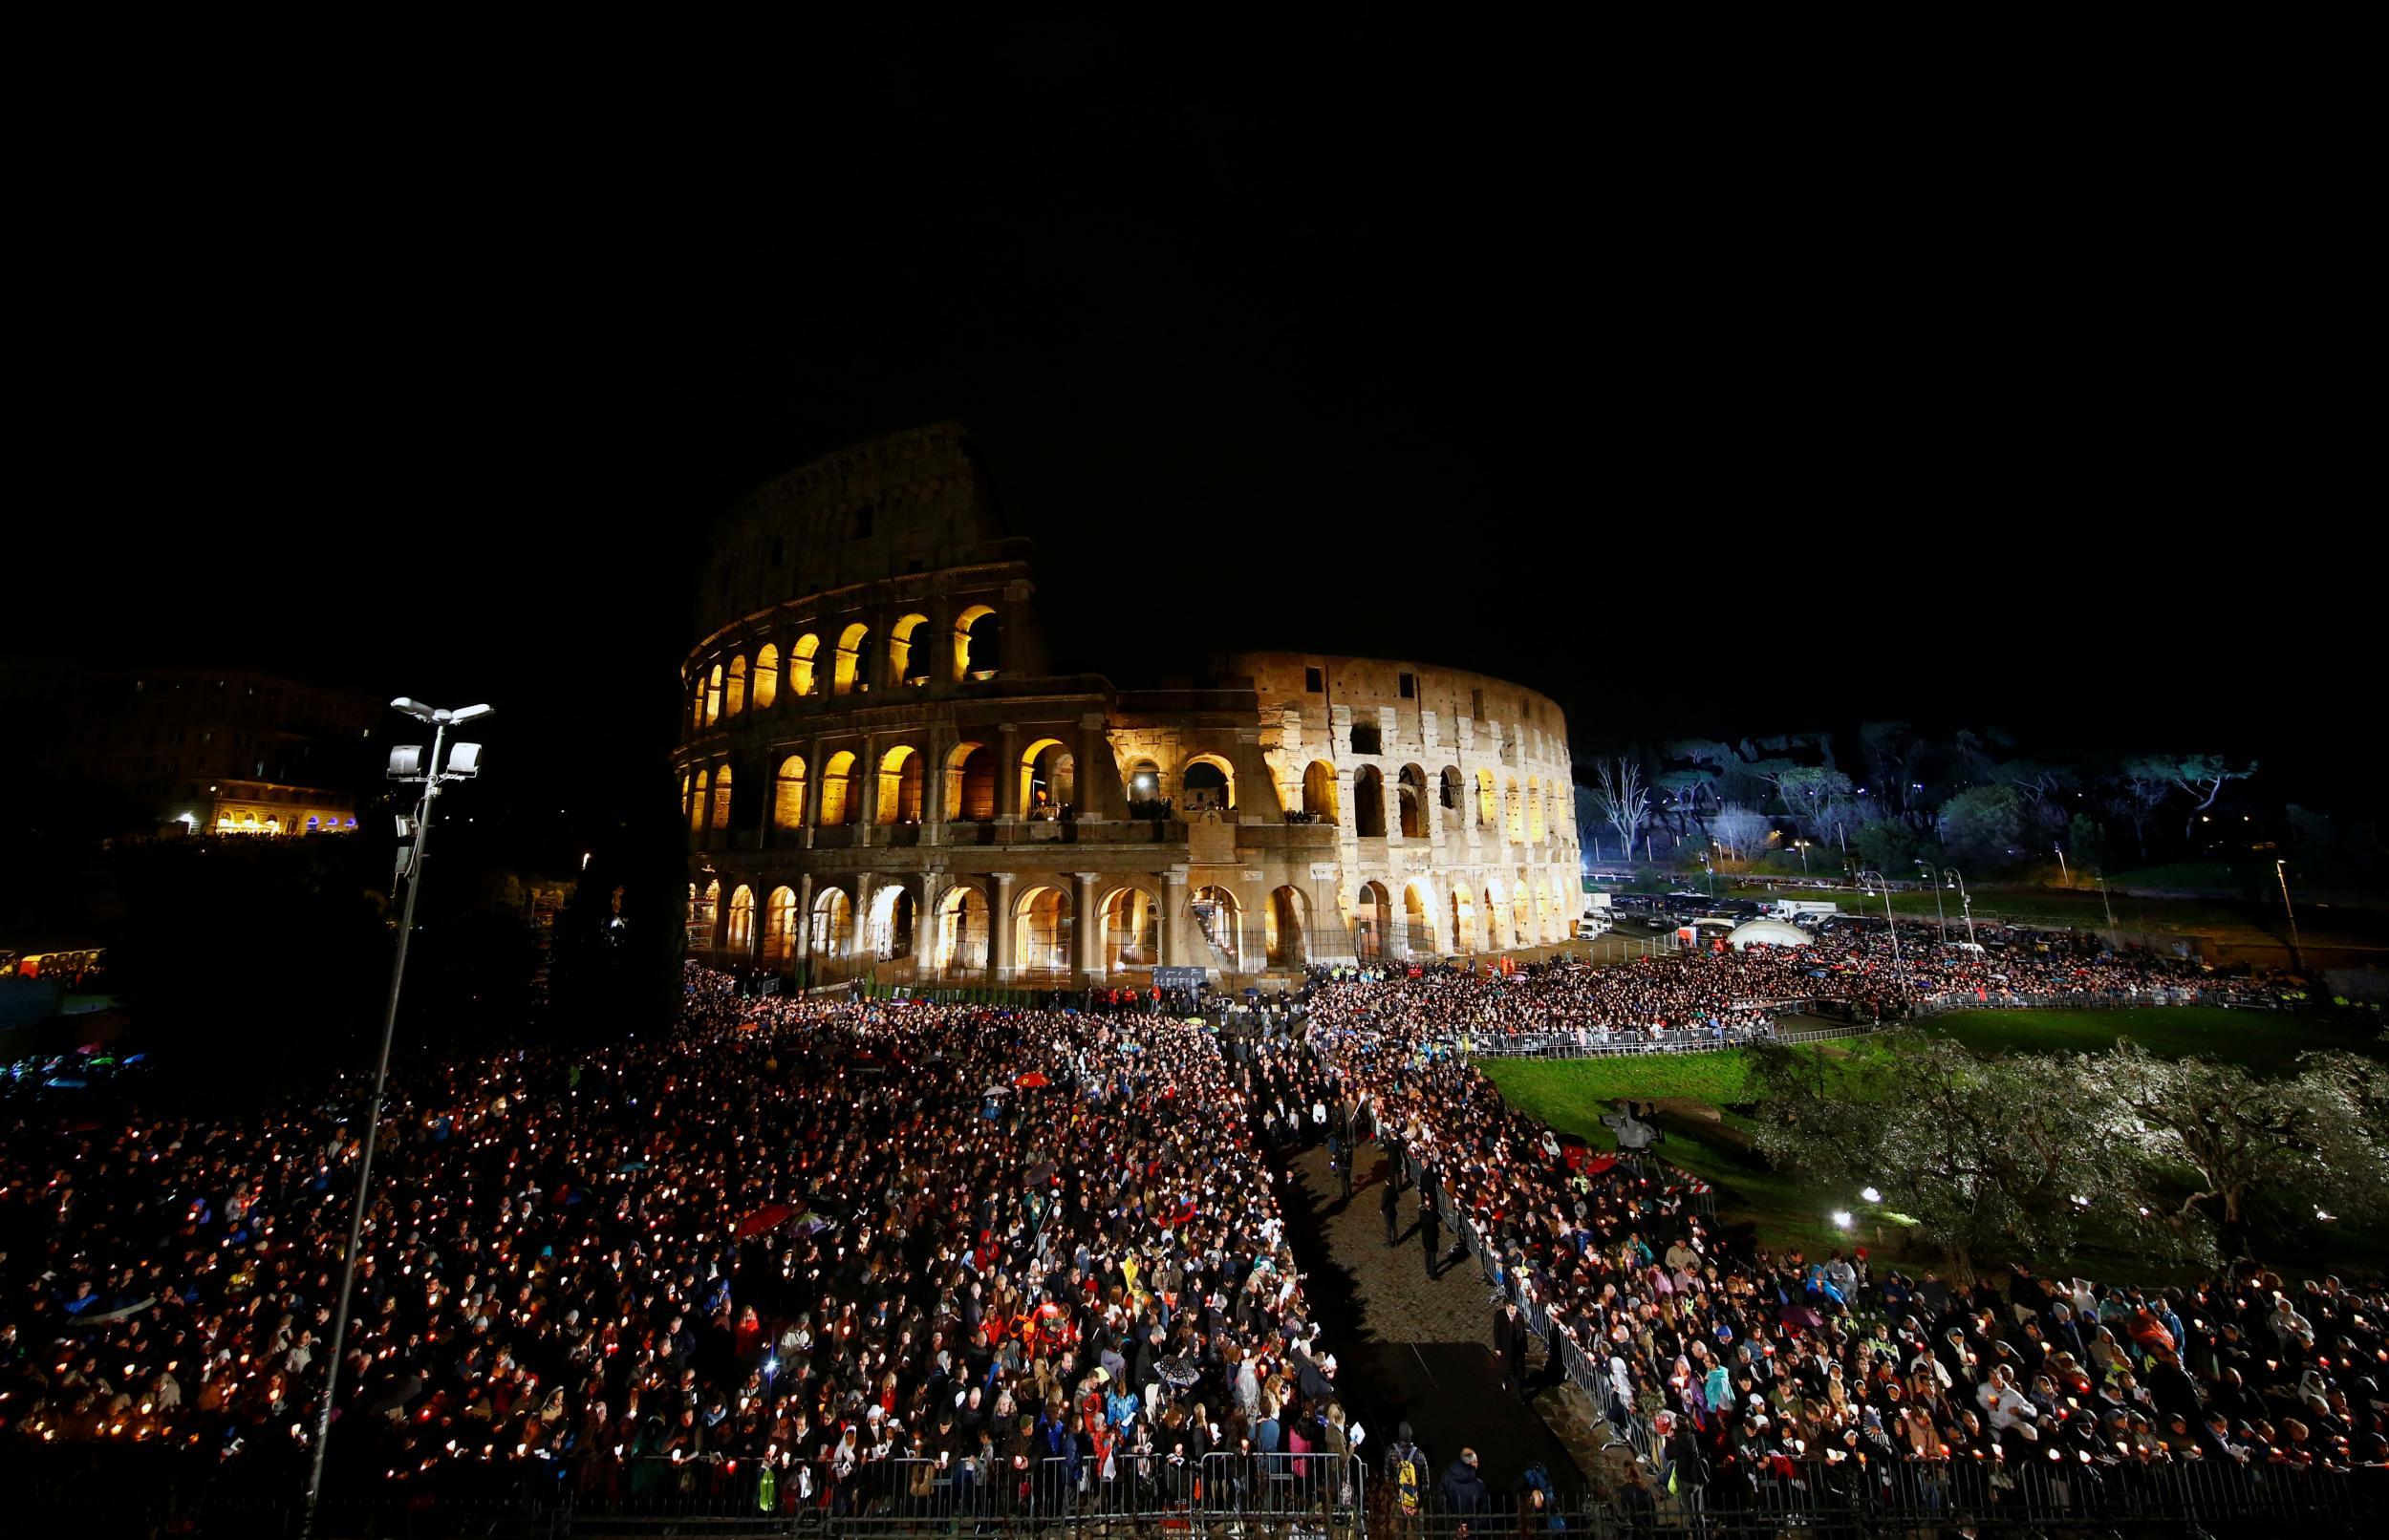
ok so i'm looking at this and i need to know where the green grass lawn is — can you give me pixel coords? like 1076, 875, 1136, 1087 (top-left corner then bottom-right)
1478, 1005, 2380, 1266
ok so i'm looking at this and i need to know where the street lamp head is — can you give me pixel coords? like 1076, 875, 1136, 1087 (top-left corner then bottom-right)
448, 703, 496, 724
391, 697, 438, 724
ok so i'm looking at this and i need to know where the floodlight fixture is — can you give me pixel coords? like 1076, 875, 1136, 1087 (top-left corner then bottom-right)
445, 742, 484, 777
388, 745, 424, 779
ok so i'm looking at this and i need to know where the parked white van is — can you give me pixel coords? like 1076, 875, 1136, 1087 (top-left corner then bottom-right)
1765, 899, 1840, 922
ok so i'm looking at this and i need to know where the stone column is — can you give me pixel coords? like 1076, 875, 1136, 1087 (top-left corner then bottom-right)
1071, 870, 1100, 984
803, 737, 825, 848
793, 872, 814, 966
1077, 714, 1112, 821
989, 871, 1017, 981
1161, 866, 1189, 968
995, 723, 1021, 831
924, 726, 951, 847
856, 732, 881, 847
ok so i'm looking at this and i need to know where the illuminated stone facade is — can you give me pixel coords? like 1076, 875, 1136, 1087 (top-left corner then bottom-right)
677, 424, 1578, 984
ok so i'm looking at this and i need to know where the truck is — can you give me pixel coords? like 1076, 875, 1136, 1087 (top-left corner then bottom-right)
1765, 899, 1840, 923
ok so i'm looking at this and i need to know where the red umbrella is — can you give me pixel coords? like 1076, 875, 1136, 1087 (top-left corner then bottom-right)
1014, 1071, 1050, 1089
735, 1202, 795, 1239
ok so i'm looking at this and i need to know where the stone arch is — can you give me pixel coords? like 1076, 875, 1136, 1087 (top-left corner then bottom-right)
1351, 764, 1386, 837
1179, 753, 1235, 813
726, 884, 755, 952
1527, 776, 1544, 841
875, 744, 923, 825
689, 675, 706, 733
1098, 883, 1161, 971
1013, 883, 1073, 976
1449, 883, 1478, 952
752, 644, 780, 710
819, 750, 859, 826
1484, 875, 1511, 948
1352, 879, 1390, 960
953, 604, 1001, 681
1402, 878, 1438, 955
725, 655, 747, 717
1513, 882, 1534, 948
1020, 737, 1070, 820
1397, 764, 1428, 838
688, 767, 709, 833
944, 740, 998, 822
1265, 885, 1309, 967
695, 878, 720, 943
1193, 885, 1243, 970
1475, 769, 1497, 828
790, 633, 821, 697
1302, 760, 1339, 824
833, 622, 871, 695
710, 763, 734, 830
773, 755, 807, 830
934, 883, 989, 974
764, 886, 798, 967
705, 663, 723, 726
1125, 758, 1164, 811
889, 613, 931, 687
868, 882, 917, 960
1504, 777, 1523, 842
810, 885, 854, 959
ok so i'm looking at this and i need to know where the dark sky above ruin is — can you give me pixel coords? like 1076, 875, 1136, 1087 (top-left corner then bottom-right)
10, 13, 2362, 811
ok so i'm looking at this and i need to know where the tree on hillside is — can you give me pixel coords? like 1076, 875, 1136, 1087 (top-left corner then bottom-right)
2112, 759, 2178, 859
1710, 802, 1771, 862
1858, 721, 1925, 823
1653, 768, 1717, 838
1938, 784, 2027, 868
2102, 1044, 2389, 1239
1587, 757, 1650, 863
1775, 766, 1854, 838
1746, 1038, 2154, 1284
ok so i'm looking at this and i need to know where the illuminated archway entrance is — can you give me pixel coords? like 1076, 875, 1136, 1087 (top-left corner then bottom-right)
868, 884, 916, 960
1450, 885, 1478, 953
935, 885, 988, 975
1265, 886, 1308, 968
1402, 879, 1436, 956
1099, 886, 1160, 972
1014, 884, 1073, 978
1353, 880, 1389, 960
1192, 886, 1242, 971
809, 887, 854, 960
764, 887, 798, 967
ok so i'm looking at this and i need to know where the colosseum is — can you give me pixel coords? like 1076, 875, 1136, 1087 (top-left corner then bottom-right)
677, 423, 1580, 987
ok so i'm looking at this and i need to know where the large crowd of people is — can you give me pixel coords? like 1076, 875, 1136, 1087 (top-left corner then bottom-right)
1, 932, 2375, 1526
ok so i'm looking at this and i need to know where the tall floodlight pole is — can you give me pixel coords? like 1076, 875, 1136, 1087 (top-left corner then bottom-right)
2275, 859, 2305, 972
1942, 866, 1976, 948
1917, 861, 1947, 941
1858, 869, 1901, 967
304, 699, 490, 1534
2054, 844, 2070, 887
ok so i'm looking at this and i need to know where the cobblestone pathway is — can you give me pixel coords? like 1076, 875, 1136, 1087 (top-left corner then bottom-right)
1275, 1142, 1600, 1489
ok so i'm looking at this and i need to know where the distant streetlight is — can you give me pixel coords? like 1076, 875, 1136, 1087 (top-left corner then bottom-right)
304, 698, 488, 1531
1794, 839, 1810, 874
2275, 859, 2305, 972
2054, 844, 2070, 887
1916, 860, 1947, 941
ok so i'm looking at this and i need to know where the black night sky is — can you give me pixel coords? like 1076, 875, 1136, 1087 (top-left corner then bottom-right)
9, 14, 2366, 818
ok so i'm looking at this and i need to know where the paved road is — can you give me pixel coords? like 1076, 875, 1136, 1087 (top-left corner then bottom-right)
1273, 1141, 1593, 1493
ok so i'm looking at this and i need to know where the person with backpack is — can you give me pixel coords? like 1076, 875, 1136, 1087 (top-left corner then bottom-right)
1383, 1422, 1428, 1537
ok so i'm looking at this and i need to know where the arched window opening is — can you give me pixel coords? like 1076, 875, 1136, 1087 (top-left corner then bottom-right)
1353, 880, 1389, 960
869, 885, 916, 960
689, 677, 706, 733
764, 887, 798, 967
680, 771, 693, 823
889, 614, 931, 687
819, 751, 858, 826
833, 623, 871, 695
1505, 778, 1523, 842
876, 745, 923, 824
1021, 738, 1071, 820
689, 768, 709, 833
1301, 760, 1339, 824
725, 655, 747, 717
1397, 764, 1428, 838
945, 741, 997, 821
711, 763, 734, 830
1181, 757, 1233, 813
1440, 765, 1462, 811
1351, 764, 1386, 837
1014, 885, 1073, 977
1265, 886, 1308, 968
1513, 884, 1533, 947
810, 888, 853, 959
1527, 777, 1545, 842
1475, 769, 1497, 827
695, 879, 720, 943
752, 644, 780, 709
1100, 887, 1160, 971
705, 664, 723, 726
773, 756, 808, 829
1403, 880, 1436, 956
935, 886, 989, 974
790, 633, 821, 697
954, 605, 1001, 681
726, 885, 755, 952
1450, 885, 1478, 952
1192, 885, 1242, 970
1126, 759, 1166, 818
